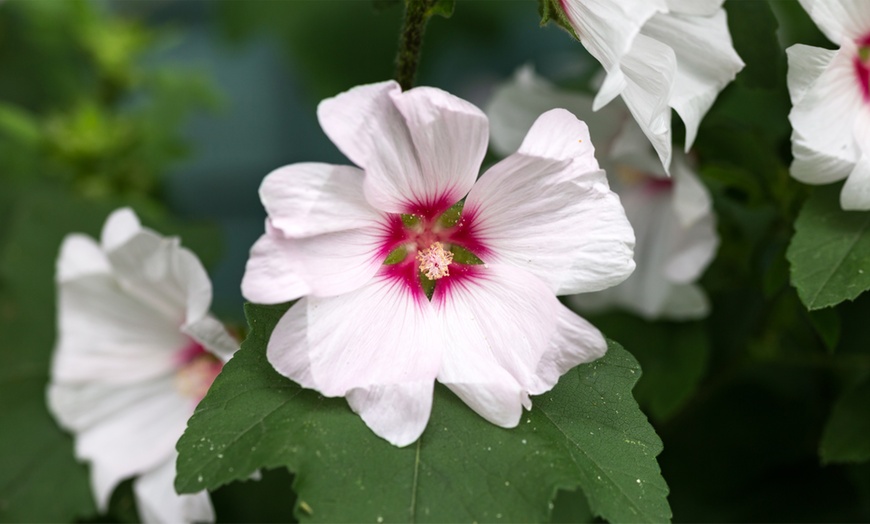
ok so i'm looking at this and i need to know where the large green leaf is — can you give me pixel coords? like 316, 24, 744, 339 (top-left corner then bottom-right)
787, 185, 870, 310
177, 303, 670, 523
820, 378, 870, 464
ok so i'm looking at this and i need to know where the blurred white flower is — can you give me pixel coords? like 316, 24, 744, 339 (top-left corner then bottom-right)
242, 80, 635, 447
47, 208, 237, 524
788, 0, 870, 210
557, 0, 743, 172
489, 67, 718, 320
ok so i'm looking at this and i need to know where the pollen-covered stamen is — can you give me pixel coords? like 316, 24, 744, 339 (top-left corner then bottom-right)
417, 241, 454, 280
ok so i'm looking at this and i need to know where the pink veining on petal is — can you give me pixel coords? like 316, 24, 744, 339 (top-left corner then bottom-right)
431, 264, 488, 306
447, 206, 494, 261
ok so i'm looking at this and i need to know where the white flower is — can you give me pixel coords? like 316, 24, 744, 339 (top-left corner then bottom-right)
488, 67, 718, 320
557, 0, 744, 172
787, 0, 870, 210
47, 208, 237, 524
242, 81, 635, 447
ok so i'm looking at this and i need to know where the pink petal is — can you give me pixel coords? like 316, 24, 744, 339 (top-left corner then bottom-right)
435, 264, 560, 426
529, 304, 607, 395
388, 86, 488, 213
260, 163, 383, 238
466, 145, 635, 295
346, 380, 434, 447
241, 220, 384, 303
267, 277, 440, 398
788, 43, 864, 185
515, 108, 601, 175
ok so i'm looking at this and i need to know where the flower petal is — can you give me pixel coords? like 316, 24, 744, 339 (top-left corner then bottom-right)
267, 276, 440, 398
100, 207, 141, 252
840, 111, 870, 210
316, 81, 422, 214
466, 150, 635, 295
797, 0, 870, 45
528, 303, 607, 395
48, 377, 191, 510
664, 0, 722, 16
515, 108, 602, 175
435, 265, 559, 426
389, 86, 488, 212
241, 220, 384, 303
614, 33, 677, 171
57, 234, 111, 282
671, 152, 713, 227
486, 66, 627, 159
182, 315, 238, 363
133, 457, 214, 524
641, 8, 744, 150
260, 163, 382, 238
560, 0, 668, 73
53, 275, 182, 384
346, 380, 434, 447
788, 44, 864, 185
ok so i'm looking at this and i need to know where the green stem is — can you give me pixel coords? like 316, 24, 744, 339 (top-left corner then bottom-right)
395, 0, 437, 91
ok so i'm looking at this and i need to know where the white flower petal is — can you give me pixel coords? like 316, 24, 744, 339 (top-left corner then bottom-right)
658, 282, 711, 320
267, 276, 440, 398
797, 0, 870, 45
435, 265, 559, 426
133, 457, 214, 524
665, 0, 722, 16
466, 151, 635, 295
641, 8, 744, 150
560, 0, 668, 72
616, 33, 677, 171
53, 275, 182, 384
840, 111, 870, 210
241, 221, 383, 303
57, 234, 111, 282
389, 86, 488, 211
100, 208, 141, 252
788, 43, 864, 185
487, 66, 632, 163
51, 377, 191, 510
346, 380, 433, 447
182, 315, 238, 363
787, 44, 837, 106
529, 303, 607, 395
260, 163, 382, 238
515, 108, 601, 174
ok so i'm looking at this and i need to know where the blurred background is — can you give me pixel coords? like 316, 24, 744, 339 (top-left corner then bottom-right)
1, 1, 869, 522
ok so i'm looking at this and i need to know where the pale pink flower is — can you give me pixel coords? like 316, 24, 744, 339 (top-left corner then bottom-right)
557, 0, 744, 172
488, 67, 718, 320
242, 81, 635, 446
788, 0, 870, 209
47, 208, 237, 524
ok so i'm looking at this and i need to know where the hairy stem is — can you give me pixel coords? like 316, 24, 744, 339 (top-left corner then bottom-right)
395, 0, 437, 91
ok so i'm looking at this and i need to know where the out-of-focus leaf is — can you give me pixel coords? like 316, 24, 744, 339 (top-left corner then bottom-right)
787, 185, 870, 310
177, 303, 671, 523
427, 0, 455, 19
726, 0, 782, 90
820, 379, 870, 464
807, 308, 841, 353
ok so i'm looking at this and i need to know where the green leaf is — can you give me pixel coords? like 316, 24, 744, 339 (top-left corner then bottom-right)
787, 185, 870, 310
588, 313, 709, 422
806, 308, 841, 353
177, 303, 670, 523
820, 378, 870, 464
